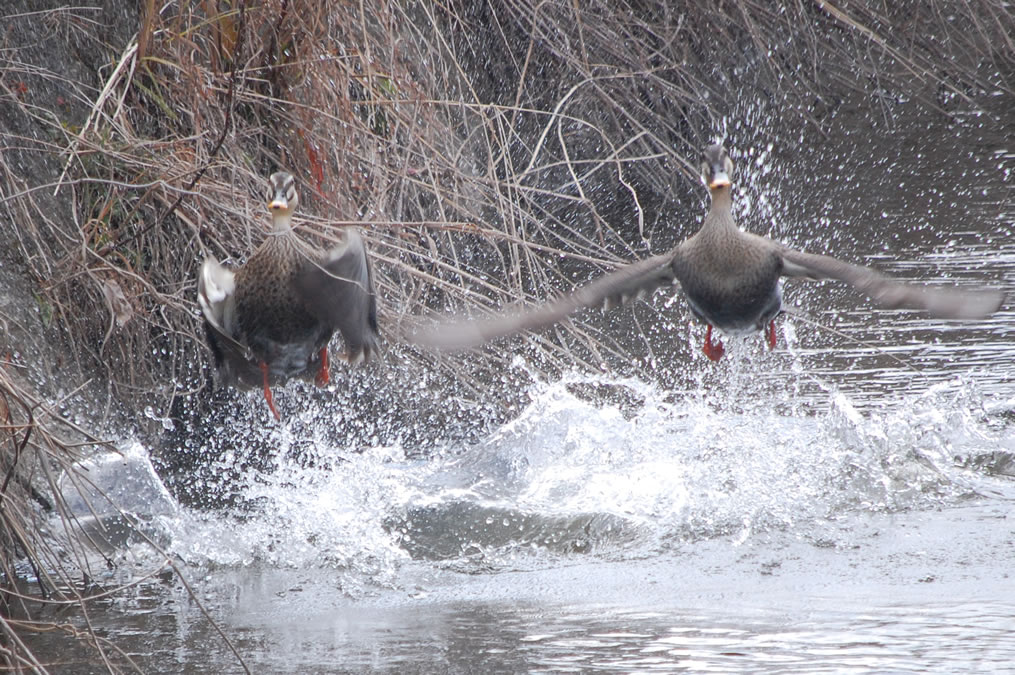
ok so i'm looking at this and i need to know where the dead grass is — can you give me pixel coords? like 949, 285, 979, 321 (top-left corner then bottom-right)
0, 367, 139, 672
1, 0, 1012, 670
0, 366, 249, 672
6, 1, 1013, 413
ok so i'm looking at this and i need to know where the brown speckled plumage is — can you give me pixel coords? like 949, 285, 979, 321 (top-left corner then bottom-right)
672, 152, 784, 337
198, 171, 379, 418
232, 232, 324, 372
414, 144, 1004, 359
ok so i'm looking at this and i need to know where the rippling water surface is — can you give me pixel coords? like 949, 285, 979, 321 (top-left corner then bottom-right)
26, 106, 1015, 673
38, 354, 1015, 672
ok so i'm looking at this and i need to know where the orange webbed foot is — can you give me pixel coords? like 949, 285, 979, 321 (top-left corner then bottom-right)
765, 320, 777, 350
703, 325, 725, 362
259, 361, 281, 421
314, 347, 330, 387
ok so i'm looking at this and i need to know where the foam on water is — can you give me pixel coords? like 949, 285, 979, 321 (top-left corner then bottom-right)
57, 367, 1013, 587
400, 371, 1007, 558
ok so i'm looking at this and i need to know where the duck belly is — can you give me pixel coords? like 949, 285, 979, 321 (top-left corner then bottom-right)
684, 278, 783, 335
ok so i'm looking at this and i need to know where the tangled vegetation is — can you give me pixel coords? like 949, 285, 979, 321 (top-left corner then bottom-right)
1, 0, 1012, 670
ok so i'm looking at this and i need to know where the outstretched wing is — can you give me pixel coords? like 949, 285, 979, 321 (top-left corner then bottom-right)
780, 246, 1004, 319
198, 257, 265, 385
197, 258, 251, 357
295, 228, 380, 362
412, 252, 681, 350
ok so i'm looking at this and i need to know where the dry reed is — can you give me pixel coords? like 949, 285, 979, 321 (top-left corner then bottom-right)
1, 0, 1012, 670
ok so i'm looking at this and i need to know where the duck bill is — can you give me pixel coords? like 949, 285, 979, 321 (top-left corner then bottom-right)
708, 170, 731, 189
268, 198, 288, 211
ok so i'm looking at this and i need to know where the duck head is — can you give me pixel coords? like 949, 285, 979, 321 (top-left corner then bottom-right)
267, 171, 298, 231
700, 144, 734, 190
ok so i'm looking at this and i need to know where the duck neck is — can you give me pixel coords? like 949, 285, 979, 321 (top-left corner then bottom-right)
269, 210, 293, 235
704, 186, 735, 230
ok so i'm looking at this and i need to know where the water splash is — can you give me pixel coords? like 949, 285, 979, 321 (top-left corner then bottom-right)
400, 372, 1002, 562
57, 370, 1012, 588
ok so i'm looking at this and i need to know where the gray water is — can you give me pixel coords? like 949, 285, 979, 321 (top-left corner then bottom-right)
37, 359, 1015, 673
26, 115, 1015, 672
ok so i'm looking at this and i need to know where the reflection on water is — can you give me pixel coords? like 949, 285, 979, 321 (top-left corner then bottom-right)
36, 553, 1015, 673
510, 603, 1014, 673
21, 78, 1015, 675
31, 183, 1015, 672
32, 359, 1015, 672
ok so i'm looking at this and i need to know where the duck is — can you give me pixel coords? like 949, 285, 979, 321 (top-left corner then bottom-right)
413, 143, 1004, 358
198, 171, 379, 419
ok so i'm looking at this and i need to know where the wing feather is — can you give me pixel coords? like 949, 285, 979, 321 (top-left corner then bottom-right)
412, 253, 680, 350
295, 229, 380, 361
780, 247, 1004, 319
